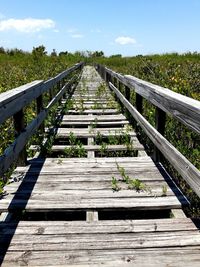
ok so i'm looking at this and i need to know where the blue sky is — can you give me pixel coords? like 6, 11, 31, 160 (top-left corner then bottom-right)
0, 0, 199, 56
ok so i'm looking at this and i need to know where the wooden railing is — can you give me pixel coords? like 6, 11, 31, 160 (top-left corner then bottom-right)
96, 64, 200, 198
0, 62, 84, 176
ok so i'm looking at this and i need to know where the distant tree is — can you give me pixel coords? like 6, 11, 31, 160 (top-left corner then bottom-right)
109, 54, 122, 58
92, 51, 104, 57
7, 48, 25, 56
51, 49, 57, 57
32, 45, 47, 60
0, 47, 6, 54
59, 51, 69, 56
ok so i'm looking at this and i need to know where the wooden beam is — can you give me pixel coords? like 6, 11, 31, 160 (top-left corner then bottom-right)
101, 65, 200, 134
153, 107, 166, 162
109, 82, 200, 198
13, 109, 27, 166
0, 63, 83, 125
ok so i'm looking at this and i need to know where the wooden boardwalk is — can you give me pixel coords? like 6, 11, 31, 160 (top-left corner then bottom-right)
0, 66, 200, 266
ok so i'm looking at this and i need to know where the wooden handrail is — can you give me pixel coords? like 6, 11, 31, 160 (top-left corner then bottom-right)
98, 65, 200, 134
96, 64, 200, 198
0, 63, 83, 125
0, 62, 84, 176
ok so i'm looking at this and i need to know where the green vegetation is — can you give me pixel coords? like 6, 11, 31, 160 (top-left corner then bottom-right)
96, 52, 200, 217
161, 185, 168, 197
111, 162, 149, 193
111, 176, 121, 192
0, 47, 199, 216
62, 132, 87, 158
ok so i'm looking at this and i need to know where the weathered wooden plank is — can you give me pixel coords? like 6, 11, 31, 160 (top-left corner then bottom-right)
61, 120, 129, 126
2, 231, 200, 251
109, 82, 200, 198
0, 218, 197, 234
51, 143, 143, 152
67, 109, 119, 114
4, 181, 172, 194
62, 114, 126, 121
7, 170, 165, 182
56, 127, 136, 138
2, 247, 200, 267
0, 194, 186, 212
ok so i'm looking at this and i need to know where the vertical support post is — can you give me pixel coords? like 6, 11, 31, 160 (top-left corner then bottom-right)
118, 81, 122, 93
125, 86, 130, 102
135, 93, 143, 131
36, 95, 45, 133
135, 93, 143, 113
106, 72, 110, 84
57, 81, 62, 105
153, 107, 166, 162
118, 81, 125, 113
49, 87, 53, 100
13, 109, 27, 166
103, 68, 106, 81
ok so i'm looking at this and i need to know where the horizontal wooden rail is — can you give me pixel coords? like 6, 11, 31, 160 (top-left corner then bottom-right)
96, 64, 200, 198
109, 81, 200, 198
0, 63, 83, 125
0, 62, 83, 176
98, 65, 200, 135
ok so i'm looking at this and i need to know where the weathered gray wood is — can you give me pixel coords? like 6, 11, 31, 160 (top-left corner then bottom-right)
153, 107, 166, 162
125, 74, 200, 134
0, 196, 186, 212
13, 109, 27, 166
0, 218, 197, 234
36, 94, 45, 132
109, 82, 200, 198
1, 65, 198, 267
86, 210, 98, 222
0, 110, 46, 175
62, 114, 126, 122
0, 74, 84, 176
61, 120, 128, 126
0, 63, 82, 126
0, 81, 43, 125
51, 143, 143, 152
56, 127, 136, 138
2, 247, 200, 267
67, 109, 119, 114
2, 230, 200, 251
101, 65, 200, 134
171, 209, 187, 218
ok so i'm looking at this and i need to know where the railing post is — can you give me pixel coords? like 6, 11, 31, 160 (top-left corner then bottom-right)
135, 93, 143, 131
103, 68, 106, 81
153, 107, 166, 162
57, 81, 63, 105
36, 95, 45, 132
106, 72, 110, 84
135, 93, 143, 113
125, 86, 130, 102
13, 109, 27, 166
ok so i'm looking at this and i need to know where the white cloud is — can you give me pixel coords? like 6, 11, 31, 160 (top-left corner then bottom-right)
115, 36, 136, 45
0, 18, 55, 33
71, 34, 84, 38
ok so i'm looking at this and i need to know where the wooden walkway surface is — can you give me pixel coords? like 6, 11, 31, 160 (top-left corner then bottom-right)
0, 66, 200, 266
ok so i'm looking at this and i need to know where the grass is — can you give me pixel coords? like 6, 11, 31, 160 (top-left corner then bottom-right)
113, 162, 150, 193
